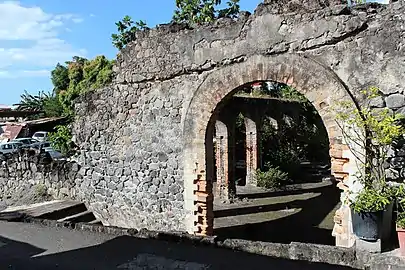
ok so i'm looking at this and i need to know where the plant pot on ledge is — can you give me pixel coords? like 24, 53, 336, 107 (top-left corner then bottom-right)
350, 187, 394, 242
352, 210, 384, 241
396, 226, 405, 256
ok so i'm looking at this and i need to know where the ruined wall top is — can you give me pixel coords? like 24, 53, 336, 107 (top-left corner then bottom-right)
113, 0, 404, 87
260, 0, 347, 14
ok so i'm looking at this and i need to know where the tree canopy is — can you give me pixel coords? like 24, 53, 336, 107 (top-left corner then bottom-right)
173, 0, 240, 24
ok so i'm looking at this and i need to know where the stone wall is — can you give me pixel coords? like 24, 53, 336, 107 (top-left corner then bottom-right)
0, 151, 79, 205
69, 0, 405, 239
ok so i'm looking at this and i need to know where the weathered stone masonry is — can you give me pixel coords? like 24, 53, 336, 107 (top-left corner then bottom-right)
0, 152, 79, 202
29, 0, 405, 246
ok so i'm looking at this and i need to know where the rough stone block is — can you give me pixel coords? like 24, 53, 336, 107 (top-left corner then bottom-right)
386, 94, 405, 109
356, 238, 382, 253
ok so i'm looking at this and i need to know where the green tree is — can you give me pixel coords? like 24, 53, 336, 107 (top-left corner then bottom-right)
48, 125, 75, 155
14, 90, 63, 119
51, 63, 69, 94
14, 90, 46, 113
173, 0, 240, 25
111, 16, 148, 50
43, 92, 64, 117
335, 87, 405, 188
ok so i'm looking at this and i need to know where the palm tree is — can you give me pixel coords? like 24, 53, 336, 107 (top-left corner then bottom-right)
14, 90, 47, 112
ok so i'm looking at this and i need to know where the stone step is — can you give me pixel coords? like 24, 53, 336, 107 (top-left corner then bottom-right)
35, 201, 87, 221
88, 219, 102, 225
0, 200, 86, 220
57, 210, 96, 223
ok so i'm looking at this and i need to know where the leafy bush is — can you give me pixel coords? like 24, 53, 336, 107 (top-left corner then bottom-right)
335, 87, 404, 189
394, 184, 405, 228
173, 0, 240, 25
49, 125, 75, 156
256, 166, 289, 189
351, 186, 393, 213
111, 16, 148, 50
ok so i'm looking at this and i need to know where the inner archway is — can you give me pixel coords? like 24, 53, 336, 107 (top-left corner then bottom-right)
209, 80, 339, 245
182, 54, 358, 247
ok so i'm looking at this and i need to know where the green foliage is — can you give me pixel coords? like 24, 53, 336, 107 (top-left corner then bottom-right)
15, 90, 46, 113
14, 90, 63, 119
234, 82, 329, 183
48, 125, 74, 156
173, 0, 240, 25
34, 184, 49, 198
51, 63, 69, 93
397, 213, 405, 229
256, 166, 289, 189
394, 183, 405, 228
111, 15, 148, 50
43, 93, 64, 117
335, 86, 405, 187
55, 55, 115, 116
335, 87, 405, 213
351, 186, 393, 213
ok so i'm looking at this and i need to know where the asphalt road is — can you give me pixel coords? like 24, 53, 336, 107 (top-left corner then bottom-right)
0, 221, 354, 270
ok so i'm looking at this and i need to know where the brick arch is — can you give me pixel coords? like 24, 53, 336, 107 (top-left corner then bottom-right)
182, 54, 357, 246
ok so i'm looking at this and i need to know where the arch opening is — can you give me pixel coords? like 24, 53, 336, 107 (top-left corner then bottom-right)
183, 54, 358, 247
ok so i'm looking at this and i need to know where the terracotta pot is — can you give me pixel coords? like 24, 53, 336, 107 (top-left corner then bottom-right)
397, 226, 405, 256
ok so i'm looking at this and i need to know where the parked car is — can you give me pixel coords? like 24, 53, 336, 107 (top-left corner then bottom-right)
32, 131, 49, 142
45, 148, 64, 160
30, 141, 52, 150
0, 142, 24, 155
12, 138, 39, 146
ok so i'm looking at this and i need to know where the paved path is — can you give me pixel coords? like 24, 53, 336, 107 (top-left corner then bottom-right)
0, 221, 353, 270
214, 181, 341, 245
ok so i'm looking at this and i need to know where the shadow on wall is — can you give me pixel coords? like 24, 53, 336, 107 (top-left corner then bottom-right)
214, 182, 341, 245
0, 235, 355, 270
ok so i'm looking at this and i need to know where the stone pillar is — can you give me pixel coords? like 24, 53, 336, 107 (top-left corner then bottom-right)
244, 115, 260, 186
215, 120, 236, 201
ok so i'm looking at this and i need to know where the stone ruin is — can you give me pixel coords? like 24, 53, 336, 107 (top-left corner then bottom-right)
2, 0, 405, 249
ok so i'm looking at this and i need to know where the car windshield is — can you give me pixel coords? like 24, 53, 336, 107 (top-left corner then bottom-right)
1, 144, 12, 150
34, 133, 45, 137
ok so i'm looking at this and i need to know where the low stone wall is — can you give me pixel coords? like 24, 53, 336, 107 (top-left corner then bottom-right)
0, 151, 80, 204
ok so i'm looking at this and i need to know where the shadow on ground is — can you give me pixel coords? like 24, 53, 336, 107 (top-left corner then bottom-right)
0, 235, 355, 270
214, 181, 340, 245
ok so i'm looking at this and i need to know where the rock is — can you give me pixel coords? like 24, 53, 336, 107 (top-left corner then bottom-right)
369, 96, 385, 108
391, 157, 405, 169
149, 163, 159, 170
395, 107, 405, 117
386, 94, 405, 109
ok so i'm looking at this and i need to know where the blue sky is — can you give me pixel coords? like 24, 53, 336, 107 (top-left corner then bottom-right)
0, 0, 389, 106
0, 0, 262, 106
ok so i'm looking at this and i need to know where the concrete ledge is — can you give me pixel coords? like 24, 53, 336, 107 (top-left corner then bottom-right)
6, 216, 405, 270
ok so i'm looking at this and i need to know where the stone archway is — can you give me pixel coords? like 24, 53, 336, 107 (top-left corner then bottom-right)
182, 54, 358, 247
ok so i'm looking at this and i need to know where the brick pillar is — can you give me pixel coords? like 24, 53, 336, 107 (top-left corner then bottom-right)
330, 143, 356, 248
215, 120, 236, 201
194, 174, 214, 236
244, 115, 260, 186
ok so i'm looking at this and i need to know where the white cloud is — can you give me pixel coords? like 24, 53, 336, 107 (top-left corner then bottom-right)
0, 69, 50, 78
72, 18, 84, 23
0, 1, 86, 76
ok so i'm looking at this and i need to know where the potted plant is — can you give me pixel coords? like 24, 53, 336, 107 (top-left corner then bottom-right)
335, 87, 404, 242
396, 212, 405, 255
394, 183, 405, 255
350, 184, 394, 241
